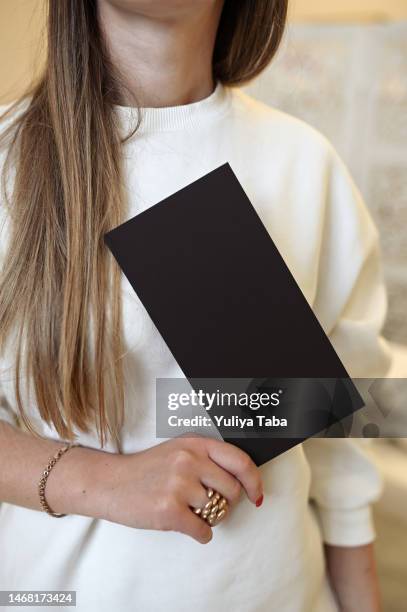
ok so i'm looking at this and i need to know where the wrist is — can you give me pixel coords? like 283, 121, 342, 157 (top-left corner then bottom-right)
45, 445, 120, 520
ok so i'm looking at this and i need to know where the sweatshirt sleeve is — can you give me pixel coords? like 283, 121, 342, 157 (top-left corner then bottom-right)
0, 135, 18, 429
302, 143, 393, 547
0, 388, 17, 427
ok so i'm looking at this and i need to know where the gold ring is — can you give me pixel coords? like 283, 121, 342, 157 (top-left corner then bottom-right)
193, 488, 229, 526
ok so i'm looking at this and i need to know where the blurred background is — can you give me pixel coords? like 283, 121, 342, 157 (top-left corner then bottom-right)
0, 1, 406, 610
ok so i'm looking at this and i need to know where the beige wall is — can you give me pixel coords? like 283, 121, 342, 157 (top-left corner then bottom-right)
291, 0, 407, 22
0, 0, 44, 103
1, 0, 407, 103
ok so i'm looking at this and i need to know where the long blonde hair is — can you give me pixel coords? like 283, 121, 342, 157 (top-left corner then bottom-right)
0, 0, 288, 445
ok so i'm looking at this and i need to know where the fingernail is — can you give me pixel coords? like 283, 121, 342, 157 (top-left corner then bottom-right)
255, 494, 263, 507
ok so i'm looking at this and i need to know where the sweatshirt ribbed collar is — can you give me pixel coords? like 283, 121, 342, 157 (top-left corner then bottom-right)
115, 81, 230, 134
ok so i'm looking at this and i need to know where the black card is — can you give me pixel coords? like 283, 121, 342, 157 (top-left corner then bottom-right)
104, 163, 363, 465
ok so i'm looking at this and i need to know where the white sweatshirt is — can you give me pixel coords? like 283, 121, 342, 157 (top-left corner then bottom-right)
0, 84, 392, 612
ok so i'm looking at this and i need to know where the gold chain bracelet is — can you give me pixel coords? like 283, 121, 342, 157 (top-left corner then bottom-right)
38, 443, 77, 518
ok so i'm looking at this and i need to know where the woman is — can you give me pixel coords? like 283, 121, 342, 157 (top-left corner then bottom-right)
0, 1, 391, 611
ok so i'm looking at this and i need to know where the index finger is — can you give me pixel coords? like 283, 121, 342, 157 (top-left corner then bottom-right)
205, 439, 263, 505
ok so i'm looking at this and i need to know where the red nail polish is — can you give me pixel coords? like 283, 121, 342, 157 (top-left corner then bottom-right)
255, 494, 263, 507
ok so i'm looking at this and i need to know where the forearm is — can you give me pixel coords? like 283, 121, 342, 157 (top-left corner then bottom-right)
325, 543, 381, 612
0, 420, 115, 517
0, 424, 262, 543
